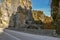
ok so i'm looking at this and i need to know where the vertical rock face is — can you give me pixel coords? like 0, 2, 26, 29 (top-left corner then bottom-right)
58, 1, 60, 20
51, 0, 59, 21
0, 0, 33, 28
51, 0, 60, 34
1, 0, 10, 28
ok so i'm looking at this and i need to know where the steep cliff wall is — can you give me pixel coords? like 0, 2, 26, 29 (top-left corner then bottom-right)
0, 0, 33, 29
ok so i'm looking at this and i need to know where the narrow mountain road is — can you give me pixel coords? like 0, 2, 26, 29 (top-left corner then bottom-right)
0, 29, 60, 40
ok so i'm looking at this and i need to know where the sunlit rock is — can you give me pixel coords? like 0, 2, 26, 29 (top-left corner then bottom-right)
0, 0, 33, 29
0, 28, 4, 34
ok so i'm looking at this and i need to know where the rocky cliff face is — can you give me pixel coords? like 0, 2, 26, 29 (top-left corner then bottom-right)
51, 0, 60, 34
0, 0, 33, 29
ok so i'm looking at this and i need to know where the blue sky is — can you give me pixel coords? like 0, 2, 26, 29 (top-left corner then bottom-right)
32, 0, 51, 16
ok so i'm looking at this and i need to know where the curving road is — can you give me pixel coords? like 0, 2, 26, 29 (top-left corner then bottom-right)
0, 29, 60, 40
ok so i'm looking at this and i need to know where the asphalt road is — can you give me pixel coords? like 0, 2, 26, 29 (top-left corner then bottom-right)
0, 29, 60, 40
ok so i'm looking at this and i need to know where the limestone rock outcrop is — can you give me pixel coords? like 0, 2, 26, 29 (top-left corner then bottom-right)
0, 0, 33, 29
